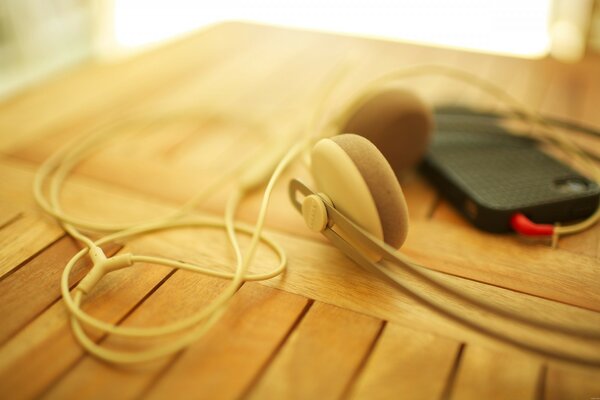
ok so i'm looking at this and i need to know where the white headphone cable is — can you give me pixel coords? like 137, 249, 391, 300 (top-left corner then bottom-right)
35, 65, 599, 365
36, 110, 308, 363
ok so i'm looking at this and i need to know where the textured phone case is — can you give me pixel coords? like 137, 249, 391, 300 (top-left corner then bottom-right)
420, 110, 600, 232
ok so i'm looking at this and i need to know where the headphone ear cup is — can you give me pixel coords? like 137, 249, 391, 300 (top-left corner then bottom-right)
341, 88, 433, 177
310, 134, 409, 250
331, 134, 409, 248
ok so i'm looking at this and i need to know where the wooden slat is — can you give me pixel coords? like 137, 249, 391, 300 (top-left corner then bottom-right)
2, 155, 600, 366
5, 31, 442, 240
5, 150, 438, 247
0, 156, 63, 279
0, 23, 274, 152
538, 62, 600, 258
134, 221, 600, 372
150, 28, 356, 122
246, 301, 382, 399
142, 284, 309, 400
554, 66, 600, 258
449, 345, 542, 400
539, 63, 587, 122
0, 151, 165, 281
1, 22, 599, 399
6, 24, 338, 162
559, 213, 600, 259
0, 236, 120, 345
451, 50, 497, 108
263, 241, 600, 363
41, 273, 231, 400
475, 55, 553, 112
3, 36, 371, 243
0, 156, 302, 400
348, 323, 459, 400
0, 156, 172, 232
0, 200, 21, 228
0, 213, 63, 279
7, 39, 598, 307
545, 364, 600, 400
404, 220, 600, 312
54, 158, 600, 367
9, 112, 599, 315
0, 252, 172, 400
579, 59, 600, 127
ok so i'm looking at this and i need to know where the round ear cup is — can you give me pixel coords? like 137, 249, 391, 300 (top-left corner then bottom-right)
341, 88, 433, 177
310, 134, 409, 250
331, 134, 409, 248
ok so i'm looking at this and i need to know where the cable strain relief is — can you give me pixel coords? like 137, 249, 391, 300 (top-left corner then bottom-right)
103, 253, 134, 272
77, 266, 104, 294
510, 213, 555, 236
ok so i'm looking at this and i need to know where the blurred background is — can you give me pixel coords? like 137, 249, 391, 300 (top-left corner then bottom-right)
1, 0, 599, 100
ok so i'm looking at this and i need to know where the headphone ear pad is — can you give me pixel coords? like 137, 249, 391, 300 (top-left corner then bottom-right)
330, 134, 409, 248
342, 88, 433, 176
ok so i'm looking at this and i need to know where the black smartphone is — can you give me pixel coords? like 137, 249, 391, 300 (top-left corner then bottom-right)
419, 107, 600, 233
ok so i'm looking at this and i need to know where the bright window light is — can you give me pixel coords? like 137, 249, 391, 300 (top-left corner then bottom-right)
113, 0, 552, 58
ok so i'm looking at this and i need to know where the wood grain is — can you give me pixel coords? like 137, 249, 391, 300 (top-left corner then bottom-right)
404, 220, 600, 312
0, 23, 270, 152
41, 272, 231, 400
256, 230, 600, 364
0, 157, 63, 279
3, 155, 600, 367
0, 213, 63, 279
559, 64, 600, 258
348, 323, 459, 400
0, 236, 120, 345
0, 21, 599, 400
0, 250, 172, 400
538, 61, 600, 258
545, 364, 600, 400
246, 301, 382, 400
449, 345, 541, 400
8, 115, 599, 315
0, 200, 21, 228
143, 284, 309, 400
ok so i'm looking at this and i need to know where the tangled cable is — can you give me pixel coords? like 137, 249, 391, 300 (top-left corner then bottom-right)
35, 64, 600, 365
35, 110, 309, 364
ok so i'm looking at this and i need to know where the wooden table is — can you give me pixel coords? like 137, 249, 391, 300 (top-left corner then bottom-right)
1, 22, 599, 400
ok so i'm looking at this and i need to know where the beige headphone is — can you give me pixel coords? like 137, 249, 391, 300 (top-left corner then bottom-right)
289, 69, 600, 366
305, 89, 433, 254
35, 65, 600, 365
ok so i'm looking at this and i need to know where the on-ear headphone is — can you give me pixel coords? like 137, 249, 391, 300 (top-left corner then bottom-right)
307, 86, 434, 255
305, 64, 600, 242
34, 65, 600, 366
310, 134, 409, 258
289, 69, 600, 365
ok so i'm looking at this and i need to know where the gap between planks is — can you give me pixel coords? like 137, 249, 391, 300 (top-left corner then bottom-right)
2, 155, 600, 361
